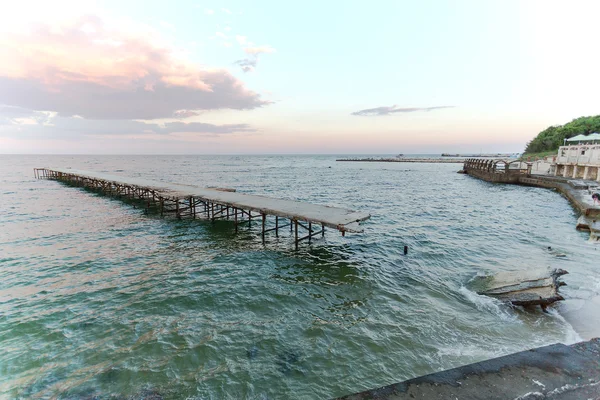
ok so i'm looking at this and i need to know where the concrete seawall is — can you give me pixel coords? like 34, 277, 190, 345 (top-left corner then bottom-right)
461, 160, 600, 235
518, 176, 600, 218
338, 339, 600, 399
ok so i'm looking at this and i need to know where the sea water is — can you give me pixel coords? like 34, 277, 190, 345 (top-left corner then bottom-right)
0, 155, 598, 399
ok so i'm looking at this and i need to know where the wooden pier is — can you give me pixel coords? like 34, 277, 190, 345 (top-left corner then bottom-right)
34, 168, 370, 249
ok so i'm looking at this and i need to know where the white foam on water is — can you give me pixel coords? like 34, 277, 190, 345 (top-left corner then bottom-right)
591, 275, 600, 293
545, 308, 583, 344
513, 391, 544, 400
459, 286, 519, 323
467, 271, 489, 282
436, 342, 509, 361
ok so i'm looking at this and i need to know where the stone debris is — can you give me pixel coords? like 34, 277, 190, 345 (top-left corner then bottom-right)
477, 268, 568, 310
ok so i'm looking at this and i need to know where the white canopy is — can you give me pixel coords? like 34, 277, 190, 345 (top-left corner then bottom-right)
566, 133, 600, 142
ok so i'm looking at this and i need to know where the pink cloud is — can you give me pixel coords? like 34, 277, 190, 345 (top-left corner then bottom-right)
0, 15, 269, 119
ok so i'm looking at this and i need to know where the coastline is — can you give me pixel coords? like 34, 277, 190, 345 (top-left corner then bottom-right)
462, 161, 600, 342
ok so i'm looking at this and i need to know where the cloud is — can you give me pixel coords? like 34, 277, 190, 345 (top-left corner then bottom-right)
204, 9, 214, 15
235, 35, 247, 45
0, 109, 254, 138
173, 109, 202, 118
351, 105, 455, 116
235, 45, 276, 72
0, 105, 37, 118
0, 105, 56, 125
234, 58, 257, 73
0, 15, 269, 119
221, 8, 232, 14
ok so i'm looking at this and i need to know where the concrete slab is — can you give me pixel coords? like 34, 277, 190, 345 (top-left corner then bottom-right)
476, 268, 567, 308
338, 339, 600, 400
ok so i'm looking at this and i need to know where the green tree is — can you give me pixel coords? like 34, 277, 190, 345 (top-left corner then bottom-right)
524, 116, 600, 154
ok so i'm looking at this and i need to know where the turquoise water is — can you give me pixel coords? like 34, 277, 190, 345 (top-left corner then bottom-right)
0, 155, 598, 399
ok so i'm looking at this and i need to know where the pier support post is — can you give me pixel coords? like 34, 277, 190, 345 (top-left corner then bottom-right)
262, 213, 266, 242
294, 220, 299, 250
583, 166, 590, 180
234, 207, 238, 233
573, 165, 579, 179
275, 216, 279, 237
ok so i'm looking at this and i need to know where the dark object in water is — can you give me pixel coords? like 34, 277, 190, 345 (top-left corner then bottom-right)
477, 268, 568, 311
276, 349, 301, 374
246, 346, 259, 360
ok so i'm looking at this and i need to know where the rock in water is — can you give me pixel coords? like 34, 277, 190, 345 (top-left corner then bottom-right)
477, 268, 568, 310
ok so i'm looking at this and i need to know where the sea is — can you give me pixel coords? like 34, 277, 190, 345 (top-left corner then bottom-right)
1, 154, 598, 399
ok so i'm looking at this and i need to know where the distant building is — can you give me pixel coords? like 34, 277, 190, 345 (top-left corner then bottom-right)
554, 133, 600, 181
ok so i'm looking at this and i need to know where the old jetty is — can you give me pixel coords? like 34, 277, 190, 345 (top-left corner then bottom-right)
34, 168, 370, 249
476, 268, 568, 310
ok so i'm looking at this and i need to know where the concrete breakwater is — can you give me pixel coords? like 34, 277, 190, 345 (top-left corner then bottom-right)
461, 158, 600, 237
442, 152, 518, 158
336, 157, 464, 163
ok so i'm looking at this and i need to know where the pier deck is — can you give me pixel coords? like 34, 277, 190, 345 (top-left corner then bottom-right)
34, 168, 370, 248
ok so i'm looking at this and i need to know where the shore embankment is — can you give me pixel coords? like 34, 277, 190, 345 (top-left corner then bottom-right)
519, 175, 600, 218
461, 159, 600, 224
336, 157, 465, 163
339, 338, 600, 399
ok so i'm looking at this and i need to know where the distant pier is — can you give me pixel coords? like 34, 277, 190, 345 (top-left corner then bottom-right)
336, 157, 464, 163
34, 168, 370, 249
442, 152, 518, 158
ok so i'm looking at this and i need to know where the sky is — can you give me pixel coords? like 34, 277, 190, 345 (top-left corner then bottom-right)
1, 0, 599, 154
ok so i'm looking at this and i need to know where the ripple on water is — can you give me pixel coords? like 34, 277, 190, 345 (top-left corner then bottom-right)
0, 155, 598, 399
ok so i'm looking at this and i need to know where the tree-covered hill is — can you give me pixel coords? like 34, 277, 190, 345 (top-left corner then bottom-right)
524, 115, 600, 154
